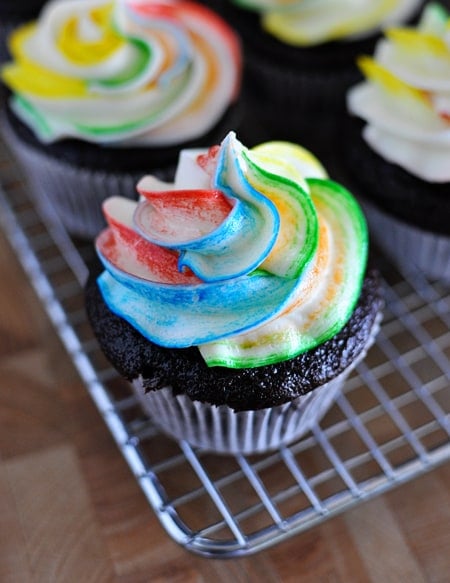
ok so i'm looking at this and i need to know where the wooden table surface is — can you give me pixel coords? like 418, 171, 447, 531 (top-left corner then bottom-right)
0, 228, 449, 583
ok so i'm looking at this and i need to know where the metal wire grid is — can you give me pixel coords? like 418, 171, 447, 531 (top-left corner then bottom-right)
0, 137, 449, 558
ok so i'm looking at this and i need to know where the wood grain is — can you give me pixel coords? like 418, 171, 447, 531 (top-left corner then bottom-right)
0, 229, 449, 583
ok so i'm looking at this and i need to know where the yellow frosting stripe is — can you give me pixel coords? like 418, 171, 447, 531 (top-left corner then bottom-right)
357, 56, 429, 106
244, 142, 327, 274
3, 23, 87, 98
2, 62, 88, 98
56, 4, 124, 65
250, 141, 328, 184
386, 28, 450, 59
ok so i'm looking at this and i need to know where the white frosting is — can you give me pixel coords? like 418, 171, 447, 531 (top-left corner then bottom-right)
347, 5, 450, 182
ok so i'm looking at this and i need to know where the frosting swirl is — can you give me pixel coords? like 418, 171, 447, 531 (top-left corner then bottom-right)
231, 0, 422, 46
347, 3, 450, 182
1, 0, 241, 146
95, 132, 368, 368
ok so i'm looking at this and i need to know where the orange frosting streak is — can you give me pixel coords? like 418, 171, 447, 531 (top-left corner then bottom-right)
303, 238, 345, 325
144, 30, 177, 89
178, 1, 242, 97
279, 218, 330, 316
183, 31, 217, 112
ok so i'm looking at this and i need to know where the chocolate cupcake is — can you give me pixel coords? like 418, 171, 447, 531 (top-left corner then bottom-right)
0, 0, 242, 238
345, 2, 450, 282
86, 132, 383, 454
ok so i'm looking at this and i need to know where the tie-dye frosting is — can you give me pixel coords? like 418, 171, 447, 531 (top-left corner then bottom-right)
348, 3, 450, 182
95, 132, 368, 369
231, 0, 422, 46
1, 0, 241, 146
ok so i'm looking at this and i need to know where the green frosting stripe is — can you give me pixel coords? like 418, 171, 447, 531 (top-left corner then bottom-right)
91, 38, 152, 89
11, 96, 53, 141
243, 151, 318, 280
75, 66, 192, 137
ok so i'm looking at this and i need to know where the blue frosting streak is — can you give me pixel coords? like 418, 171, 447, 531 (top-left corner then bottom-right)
97, 255, 300, 347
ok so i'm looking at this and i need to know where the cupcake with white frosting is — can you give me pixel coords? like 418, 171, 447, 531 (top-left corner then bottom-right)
86, 131, 383, 454
346, 2, 450, 283
1, 0, 242, 237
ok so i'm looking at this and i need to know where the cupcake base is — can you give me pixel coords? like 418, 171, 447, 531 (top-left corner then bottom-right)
132, 374, 344, 454
362, 201, 450, 284
131, 312, 382, 455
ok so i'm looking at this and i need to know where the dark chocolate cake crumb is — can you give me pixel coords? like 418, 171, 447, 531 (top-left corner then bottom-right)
86, 268, 383, 411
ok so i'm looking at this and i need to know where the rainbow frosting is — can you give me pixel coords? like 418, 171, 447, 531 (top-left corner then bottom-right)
1, 0, 241, 146
95, 132, 368, 369
347, 3, 450, 182
231, 0, 422, 46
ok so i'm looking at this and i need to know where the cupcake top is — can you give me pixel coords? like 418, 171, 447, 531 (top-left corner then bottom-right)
1, 0, 241, 147
347, 2, 450, 182
230, 0, 423, 46
95, 131, 369, 369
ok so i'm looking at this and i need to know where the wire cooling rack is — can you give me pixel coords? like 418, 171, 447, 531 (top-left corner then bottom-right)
0, 135, 449, 558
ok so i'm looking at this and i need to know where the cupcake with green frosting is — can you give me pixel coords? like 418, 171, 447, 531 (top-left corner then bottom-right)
218, 0, 423, 154
86, 131, 383, 454
0, 0, 242, 237
346, 2, 450, 282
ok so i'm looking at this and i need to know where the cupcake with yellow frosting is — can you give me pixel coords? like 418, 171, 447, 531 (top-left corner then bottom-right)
1, 0, 242, 238
346, 2, 450, 283
219, 0, 423, 153
86, 132, 383, 454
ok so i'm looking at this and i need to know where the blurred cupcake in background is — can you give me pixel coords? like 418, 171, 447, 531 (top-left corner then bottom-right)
0, 0, 242, 238
219, 0, 423, 157
345, 2, 450, 283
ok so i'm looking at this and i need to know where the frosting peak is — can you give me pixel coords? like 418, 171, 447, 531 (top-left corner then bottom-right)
96, 132, 368, 368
